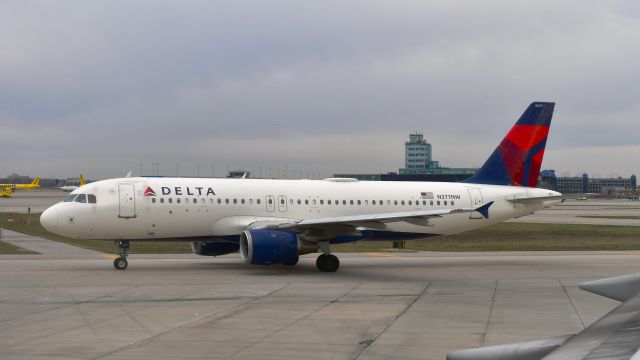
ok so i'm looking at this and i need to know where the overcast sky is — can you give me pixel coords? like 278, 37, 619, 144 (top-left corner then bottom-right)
1, 1, 639, 179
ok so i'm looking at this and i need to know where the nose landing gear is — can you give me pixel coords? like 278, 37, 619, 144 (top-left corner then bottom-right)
113, 240, 129, 270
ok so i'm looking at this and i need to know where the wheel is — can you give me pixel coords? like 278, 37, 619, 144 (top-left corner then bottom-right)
113, 257, 128, 270
282, 255, 299, 266
316, 254, 340, 272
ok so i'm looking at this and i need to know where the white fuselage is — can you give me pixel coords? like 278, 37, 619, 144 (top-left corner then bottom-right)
40, 177, 561, 242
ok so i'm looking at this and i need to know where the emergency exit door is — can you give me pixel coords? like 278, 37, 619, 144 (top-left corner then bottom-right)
118, 184, 136, 218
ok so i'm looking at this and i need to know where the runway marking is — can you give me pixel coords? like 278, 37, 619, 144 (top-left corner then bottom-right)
366, 252, 401, 258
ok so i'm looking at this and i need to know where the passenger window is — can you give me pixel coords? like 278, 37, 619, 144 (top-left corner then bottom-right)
241, 199, 245, 204
312, 199, 317, 205
328, 200, 332, 205
380, 200, 383, 206
297, 199, 301, 205
177, 198, 181, 204
168, 198, 173, 204
209, 198, 213, 204
394, 200, 398, 205
201, 198, 205, 204
225, 199, 229, 204
350, 200, 354, 205
335, 200, 339, 205
152, 198, 157, 203
444, 200, 448, 206
280, 198, 284, 205
257, 199, 261, 205
217, 198, 222, 204
305, 199, 309, 205
437, 201, 441, 205
408, 200, 412, 205
387, 200, 391, 205
357, 200, 361, 205
422, 200, 426, 205
64, 194, 78, 202
401, 200, 405, 205
74, 194, 87, 203
249, 199, 253, 205
372, 200, 376, 205
193, 198, 197, 204
451, 201, 455, 206
320, 200, 324, 205
160, 198, 165, 204
268, 199, 273, 204
88, 194, 97, 203
365, 200, 369, 205
233, 199, 237, 204
430, 200, 434, 206
343, 200, 346, 205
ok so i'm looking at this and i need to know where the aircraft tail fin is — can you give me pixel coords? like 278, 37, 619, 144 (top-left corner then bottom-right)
79, 175, 86, 186
463, 102, 555, 187
32, 177, 41, 186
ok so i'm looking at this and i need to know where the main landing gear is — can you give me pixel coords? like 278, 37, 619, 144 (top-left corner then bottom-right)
113, 240, 129, 270
316, 241, 340, 272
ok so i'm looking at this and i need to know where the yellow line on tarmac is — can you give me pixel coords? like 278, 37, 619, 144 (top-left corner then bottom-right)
366, 252, 401, 258
101, 254, 117, 260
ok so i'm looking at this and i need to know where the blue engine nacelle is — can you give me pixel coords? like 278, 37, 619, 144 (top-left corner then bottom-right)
191, 240, 240, 256
240, 229, 304, 265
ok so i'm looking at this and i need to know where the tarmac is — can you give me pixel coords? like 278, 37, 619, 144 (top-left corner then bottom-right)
1, 190, 640, 359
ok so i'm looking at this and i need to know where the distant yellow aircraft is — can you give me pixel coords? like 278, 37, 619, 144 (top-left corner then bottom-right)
0, 185, 13, 197
0, 177, 41, 191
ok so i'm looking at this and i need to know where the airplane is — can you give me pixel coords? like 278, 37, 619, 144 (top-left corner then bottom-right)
447, 272, 640, 360
0, 177, 41, 191
60, 175, 86, 192
0, 185, 13, 197
40, 102, 563, 272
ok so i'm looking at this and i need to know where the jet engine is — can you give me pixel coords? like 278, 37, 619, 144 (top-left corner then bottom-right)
240, 229, 316, 265
191, 240, 240, 256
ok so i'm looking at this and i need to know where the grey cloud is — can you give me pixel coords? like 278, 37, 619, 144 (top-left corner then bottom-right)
1, 1, 639, 178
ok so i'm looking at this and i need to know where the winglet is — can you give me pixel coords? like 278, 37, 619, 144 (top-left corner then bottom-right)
475, 201, 494, 219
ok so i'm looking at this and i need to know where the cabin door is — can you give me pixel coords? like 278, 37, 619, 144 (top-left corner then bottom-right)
468, 188, 484, 219
118, 184, 136, 218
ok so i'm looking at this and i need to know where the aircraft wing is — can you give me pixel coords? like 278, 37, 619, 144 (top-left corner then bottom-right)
249, 202, 494, 231
447, 272, 640, 360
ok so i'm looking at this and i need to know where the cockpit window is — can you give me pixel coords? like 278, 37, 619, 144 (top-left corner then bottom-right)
74, 194, 87, 203
64, 194, 78, 202
88, 194, 97, 203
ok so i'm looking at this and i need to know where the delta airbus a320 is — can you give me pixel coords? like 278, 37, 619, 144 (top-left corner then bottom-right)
41, 102, 562, 272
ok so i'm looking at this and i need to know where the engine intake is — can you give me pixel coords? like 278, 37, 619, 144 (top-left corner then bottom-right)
240, 229, 315, 265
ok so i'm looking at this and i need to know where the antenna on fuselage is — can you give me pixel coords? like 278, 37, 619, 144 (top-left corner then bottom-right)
125, 171, 132, 178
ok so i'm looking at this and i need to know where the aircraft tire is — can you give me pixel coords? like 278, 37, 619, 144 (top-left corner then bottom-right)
113, 257, 128, 270
316, 254, 339, 272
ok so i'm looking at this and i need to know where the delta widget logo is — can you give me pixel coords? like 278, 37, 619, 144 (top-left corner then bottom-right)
143, 186, 157, 196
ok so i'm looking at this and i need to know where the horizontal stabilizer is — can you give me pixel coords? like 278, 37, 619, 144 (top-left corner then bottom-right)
579, 272, 640, 302
447, 335, 571, 360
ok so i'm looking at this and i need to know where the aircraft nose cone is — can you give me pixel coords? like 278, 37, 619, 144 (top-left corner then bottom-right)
40, 207, 58, 233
